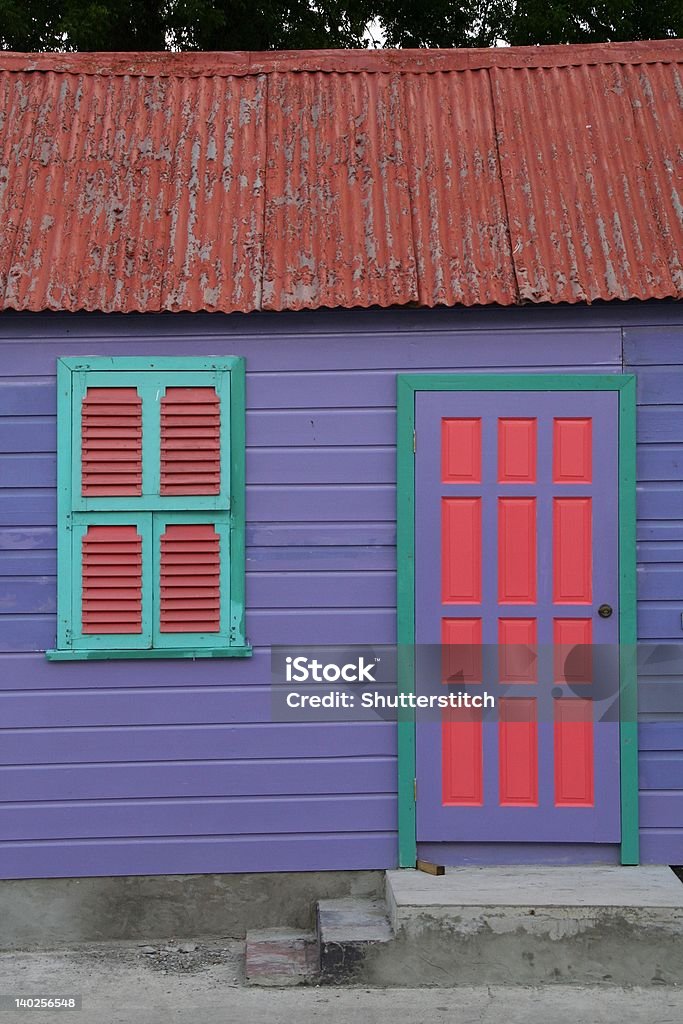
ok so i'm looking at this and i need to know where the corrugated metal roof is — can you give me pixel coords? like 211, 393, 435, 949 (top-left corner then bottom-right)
0, 41, 681, 314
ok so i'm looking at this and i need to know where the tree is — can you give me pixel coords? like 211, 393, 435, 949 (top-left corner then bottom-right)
0, 1, 167, 50
373, 1, 683, 48
0, 0, 379, 50
374, 1, 514, 49
169, 0, 378, 50
1, 0, 681, 51
507, 1, 683, 46
0, 0, 64, 50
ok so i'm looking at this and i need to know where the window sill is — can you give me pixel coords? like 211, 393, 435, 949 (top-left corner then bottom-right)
45, 646, 253, 661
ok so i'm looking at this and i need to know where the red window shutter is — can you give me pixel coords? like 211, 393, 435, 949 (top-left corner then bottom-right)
160, 388, 220, 495
82, 525, 143, 634
81, 388, 142, 496
160, 524, 220, 632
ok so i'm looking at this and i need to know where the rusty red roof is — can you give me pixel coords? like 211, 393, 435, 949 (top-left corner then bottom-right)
0, 41, 681, 314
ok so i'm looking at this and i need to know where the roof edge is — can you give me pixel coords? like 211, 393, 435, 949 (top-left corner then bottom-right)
1, 39, 682, 78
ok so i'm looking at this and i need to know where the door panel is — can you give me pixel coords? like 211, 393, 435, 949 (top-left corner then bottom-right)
415, 390, 620, 844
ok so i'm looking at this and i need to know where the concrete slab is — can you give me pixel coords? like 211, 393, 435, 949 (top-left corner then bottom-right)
0, 871, 383, 950
387, 865, 683, 913
365, 866, 683, 987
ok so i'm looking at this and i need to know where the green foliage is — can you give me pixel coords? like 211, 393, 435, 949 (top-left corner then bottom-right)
0, 0, 377, 50
375, 1, 514, 48
508, 1, 683, 45
0, 0, 167, 50
0, 0, 63, 49
59, 2, 167, 50
0, 0, 681, 51
169, 0, 378, 49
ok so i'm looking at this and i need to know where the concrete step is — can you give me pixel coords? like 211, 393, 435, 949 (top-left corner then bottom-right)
376, 866, 683, 987
245, 927, 318, 986
313, 867, 683, 988
316, 897, 393, 983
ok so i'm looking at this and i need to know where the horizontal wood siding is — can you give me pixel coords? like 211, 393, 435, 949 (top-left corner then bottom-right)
626, 324, 683, 865
0, 304, 680, 875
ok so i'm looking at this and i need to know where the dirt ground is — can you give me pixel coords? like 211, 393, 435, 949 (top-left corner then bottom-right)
1, 941, 682, 1024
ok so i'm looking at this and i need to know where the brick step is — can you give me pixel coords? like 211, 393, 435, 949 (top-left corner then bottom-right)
245, 927, 318, 986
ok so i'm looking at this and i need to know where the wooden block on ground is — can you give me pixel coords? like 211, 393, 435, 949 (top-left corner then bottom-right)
417, 859, 445, 876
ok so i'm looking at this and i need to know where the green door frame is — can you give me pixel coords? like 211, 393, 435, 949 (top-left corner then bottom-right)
396, 373, 638, 867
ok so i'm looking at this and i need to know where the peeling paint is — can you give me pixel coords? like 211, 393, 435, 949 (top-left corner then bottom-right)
0, 44, 681, 314
489, 58, 683, 304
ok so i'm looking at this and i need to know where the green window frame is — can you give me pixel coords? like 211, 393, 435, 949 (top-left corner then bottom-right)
46, 356, 251, 661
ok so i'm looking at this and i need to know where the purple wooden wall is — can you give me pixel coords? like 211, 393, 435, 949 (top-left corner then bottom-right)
626, 324, 683, 865
0, 303, 680, 877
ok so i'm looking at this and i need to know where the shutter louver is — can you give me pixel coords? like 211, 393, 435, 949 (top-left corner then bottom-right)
160, 524, 220, 632
81, 388, 142, 496
82, 525, 143, 634
160, 387, 220, 495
